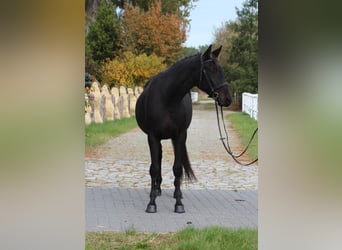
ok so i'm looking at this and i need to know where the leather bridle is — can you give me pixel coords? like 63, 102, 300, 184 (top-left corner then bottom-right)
199, 55, 228, 100
199, 54, 258, 166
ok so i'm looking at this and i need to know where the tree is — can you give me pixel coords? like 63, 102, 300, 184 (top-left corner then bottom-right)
182, 46, 199, 57
85, 0, 198, 84
197, 44, 211, 53
226, 0, 258, 104
114, 0, 197, 23
160, 0, 197, 25
122, 0, 186, 64
86, 0, 121, 79
213, 0, 258, 105
100, 51, 166, 87
213, 21, 236, 65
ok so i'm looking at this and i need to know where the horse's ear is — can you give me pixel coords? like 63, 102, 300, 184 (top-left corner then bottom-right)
212, 45, 222, 58
202, 44, 213, 60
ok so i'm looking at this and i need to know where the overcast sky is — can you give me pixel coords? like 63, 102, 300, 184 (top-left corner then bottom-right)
184, 0, 245, 48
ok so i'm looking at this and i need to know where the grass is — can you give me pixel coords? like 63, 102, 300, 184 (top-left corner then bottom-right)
85, 117, 138, 147
227, 112, 258, 160
192, 101, 216, 110
85, 226, 258, 250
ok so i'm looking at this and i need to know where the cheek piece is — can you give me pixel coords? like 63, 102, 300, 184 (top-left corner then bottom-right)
199, 56, 228, 101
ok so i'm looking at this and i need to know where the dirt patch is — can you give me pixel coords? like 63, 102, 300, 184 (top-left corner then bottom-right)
85, 146, 110, 158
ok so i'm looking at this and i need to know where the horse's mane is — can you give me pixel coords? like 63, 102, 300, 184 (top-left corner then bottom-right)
143, 53, 200, 89
168, 53, 200, 70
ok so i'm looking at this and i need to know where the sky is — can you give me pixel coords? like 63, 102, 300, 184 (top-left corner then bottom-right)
184, 0, 245, 48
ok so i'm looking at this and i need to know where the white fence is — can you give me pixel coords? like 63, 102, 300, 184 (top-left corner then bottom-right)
242, 92, 258, 120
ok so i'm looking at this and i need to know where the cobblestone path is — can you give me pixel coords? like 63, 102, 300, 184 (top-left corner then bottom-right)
85, 103, 258, 191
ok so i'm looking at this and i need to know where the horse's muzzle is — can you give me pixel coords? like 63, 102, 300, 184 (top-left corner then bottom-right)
217, 96, 231, 107
215, 83, 231, 107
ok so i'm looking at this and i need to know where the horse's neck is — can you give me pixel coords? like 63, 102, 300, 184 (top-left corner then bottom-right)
165, 57, 201, 103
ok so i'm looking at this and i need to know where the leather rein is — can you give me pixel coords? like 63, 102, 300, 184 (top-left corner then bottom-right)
214, 101, 258, 166
199, 54, 258, 166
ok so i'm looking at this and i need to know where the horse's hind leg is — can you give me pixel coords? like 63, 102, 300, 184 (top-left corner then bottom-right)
146, 134, 162, 213
156, 147, 162, 196
172, 131, 187, 213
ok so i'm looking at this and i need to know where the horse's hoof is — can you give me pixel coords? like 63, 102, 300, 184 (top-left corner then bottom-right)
174, 204, 185, 213
145, 204, 157, 213
156, 189, 162, 196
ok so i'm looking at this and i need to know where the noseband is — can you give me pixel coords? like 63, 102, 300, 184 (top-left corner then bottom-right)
199, 55, 228, 99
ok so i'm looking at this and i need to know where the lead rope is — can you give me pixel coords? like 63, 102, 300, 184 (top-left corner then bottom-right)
214, 101, 258, 166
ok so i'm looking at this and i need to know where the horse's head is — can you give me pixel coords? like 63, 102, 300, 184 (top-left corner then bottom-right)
198, 45, 231, 107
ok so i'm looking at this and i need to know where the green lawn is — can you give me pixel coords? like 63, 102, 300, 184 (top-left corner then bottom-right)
227, 112, 258, 160
86, 226, 258, 250
85, 117, 138, 147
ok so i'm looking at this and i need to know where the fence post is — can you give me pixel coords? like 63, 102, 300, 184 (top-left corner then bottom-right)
101, 84, 114, 121
92, 81, 103, 123
121, 91, 130, 118
129, 94, 137, 116
242, 92, 258, 120
111, 87, 121, 119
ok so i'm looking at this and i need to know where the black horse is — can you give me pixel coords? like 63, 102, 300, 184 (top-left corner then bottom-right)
135, 45, 231, 213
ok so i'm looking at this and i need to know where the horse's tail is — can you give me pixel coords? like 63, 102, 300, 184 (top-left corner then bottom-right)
182, 147, 197, 182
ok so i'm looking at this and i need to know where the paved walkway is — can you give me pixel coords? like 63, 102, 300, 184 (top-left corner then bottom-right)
85, 102, 258, 232
86, 188, 257, 232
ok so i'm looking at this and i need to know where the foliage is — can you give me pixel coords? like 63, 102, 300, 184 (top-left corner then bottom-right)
85, 226, 257, 250
85, 0, 197, 39
182, 44, 213, 58
85, 42, 101, 79
85, 0, 197, 84
213, 21, 236, 65
227, 112, 258, 160
100, 51, 166, 87
86, 0, 121, 80
182, 46, 199, 57
226, 0, 258, 103
122, 0, 186, 64
160, 0, 198, 25
173, 226, 257, 250
213, 0, 258, 105
113, 0, 197, 24
197, 44, 211, 53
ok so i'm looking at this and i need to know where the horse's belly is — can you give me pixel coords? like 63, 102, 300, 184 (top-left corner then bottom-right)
156, 120, 179, 139
135, 92, 192, 139
136, 104, 177, 138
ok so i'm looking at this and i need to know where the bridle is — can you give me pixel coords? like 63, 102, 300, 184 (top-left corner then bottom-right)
199, 54, 228, 100
199, 54, 258, 166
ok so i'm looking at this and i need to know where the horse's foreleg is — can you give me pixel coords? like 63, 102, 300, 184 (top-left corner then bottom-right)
172, 131, 186, 213
146, 134, 162, 213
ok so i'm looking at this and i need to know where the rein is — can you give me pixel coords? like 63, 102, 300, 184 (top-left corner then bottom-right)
199, 54, 258, 165
214, 101, 258, 166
